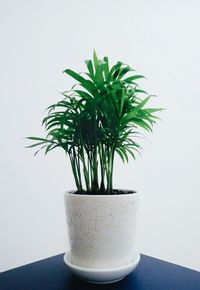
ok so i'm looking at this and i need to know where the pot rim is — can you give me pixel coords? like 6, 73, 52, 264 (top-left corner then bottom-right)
64, 189, 138, 197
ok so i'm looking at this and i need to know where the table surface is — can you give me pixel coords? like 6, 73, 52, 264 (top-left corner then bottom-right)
0, 254, 200, 290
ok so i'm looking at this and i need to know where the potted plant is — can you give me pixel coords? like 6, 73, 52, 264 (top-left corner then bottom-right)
27, 51, 161, 283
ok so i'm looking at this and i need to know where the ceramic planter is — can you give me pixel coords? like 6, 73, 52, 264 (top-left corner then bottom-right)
64, 191, 139, 271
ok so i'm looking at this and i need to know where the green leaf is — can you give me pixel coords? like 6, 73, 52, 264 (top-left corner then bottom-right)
121, 110, 138, 126
26, 141, 46, 148
85, 59, 94, 79
126, 147, 136, 159
120, 147, 129, 162
74, 90, 93, 101
95, 61, 105, 83
26, 137, 50, 142
34, 145, 48, 156
132, 118, 152, 132
45, 144, 59, 155
116, 148, 125, 163
46, 122, 61, 131
119, 88, 125, 117
135, 89, 148, 94
118, 66, 132, 79
64, 69, 98, 96
107, 62, 122, 81
93, 49, 98, 70
103, 56, 109, 78
123, 75, 145, 83
135, 95, 152, 111
145, 108, 164, 113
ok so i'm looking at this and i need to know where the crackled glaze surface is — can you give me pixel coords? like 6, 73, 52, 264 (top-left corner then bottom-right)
64, 192, 139, 268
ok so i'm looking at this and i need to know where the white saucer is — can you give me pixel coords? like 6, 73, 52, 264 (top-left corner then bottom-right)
63, 251, 140, 284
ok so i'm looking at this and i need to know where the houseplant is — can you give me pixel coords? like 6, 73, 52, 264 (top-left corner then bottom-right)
27, 51, 161, 283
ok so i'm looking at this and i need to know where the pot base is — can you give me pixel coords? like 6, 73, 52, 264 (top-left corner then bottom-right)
63, 250, 140, 284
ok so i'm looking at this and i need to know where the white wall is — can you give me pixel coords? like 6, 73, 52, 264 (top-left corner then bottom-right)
0, 0, 200, 272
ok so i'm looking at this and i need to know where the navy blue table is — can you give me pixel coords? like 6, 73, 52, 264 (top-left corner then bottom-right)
0, 254, 200, 290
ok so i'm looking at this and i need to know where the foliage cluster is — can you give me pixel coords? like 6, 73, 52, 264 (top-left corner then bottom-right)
27, 51, 161, 194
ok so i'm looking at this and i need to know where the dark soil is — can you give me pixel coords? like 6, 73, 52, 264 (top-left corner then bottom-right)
70, 189, 137, 195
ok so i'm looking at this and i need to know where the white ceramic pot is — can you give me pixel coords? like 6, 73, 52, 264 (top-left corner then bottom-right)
64, 191, 139, 269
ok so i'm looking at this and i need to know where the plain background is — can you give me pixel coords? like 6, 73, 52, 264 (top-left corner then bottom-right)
0, 0, 200, 272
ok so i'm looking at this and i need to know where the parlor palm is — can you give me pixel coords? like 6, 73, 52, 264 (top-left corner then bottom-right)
27, 51, 162, 194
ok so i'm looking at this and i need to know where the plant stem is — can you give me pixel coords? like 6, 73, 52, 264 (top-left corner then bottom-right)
99, 143, 105, 192
69, 149, 82, 192
92, 145, 99, 192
